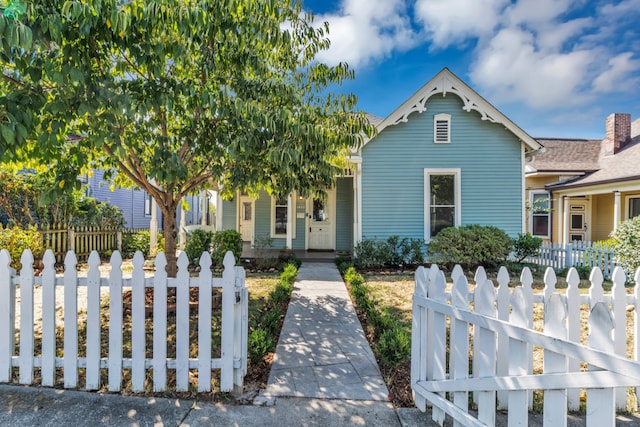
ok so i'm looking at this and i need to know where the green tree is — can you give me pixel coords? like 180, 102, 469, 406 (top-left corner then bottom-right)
0, 0, 375, 275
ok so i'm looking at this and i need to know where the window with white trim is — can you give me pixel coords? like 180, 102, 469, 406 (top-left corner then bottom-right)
144, 192, 153, 216
529, 191, 550, 238
425, 169, 461, 240
270, 196, 296, 238
433, 113, 451, 143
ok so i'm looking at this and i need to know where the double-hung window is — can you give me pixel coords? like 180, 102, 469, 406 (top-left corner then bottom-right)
144, 192, 153, 217
272, 197, 288, 237
628, 196, 640, 219
530, 191, 550, 237
425, 169, 461, 240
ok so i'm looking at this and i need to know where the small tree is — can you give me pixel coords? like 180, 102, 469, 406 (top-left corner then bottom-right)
513, 232, 543, 262
611, 216, 640, 277
0, 0, 375, 276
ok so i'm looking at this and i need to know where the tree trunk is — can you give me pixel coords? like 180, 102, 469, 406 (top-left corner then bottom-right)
162, 204, 179, 277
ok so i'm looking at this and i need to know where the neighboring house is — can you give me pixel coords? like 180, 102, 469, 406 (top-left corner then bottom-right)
86, 169, 214, 230
525, 113, 640, 243
216, 68, 542, 252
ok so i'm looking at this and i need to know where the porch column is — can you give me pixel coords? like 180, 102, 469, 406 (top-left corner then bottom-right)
216, 192, 223, 231
562, 196, 569, 245
355, 162, 363, 244
286, 193, 293, 250
149, 196, 158, 255
201, 190, 207, 226
613, 191, 621, 231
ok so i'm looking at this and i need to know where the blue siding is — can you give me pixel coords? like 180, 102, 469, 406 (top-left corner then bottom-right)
251, 191, 306, 250
88, 170, 155, 229
361, 95, 523, 241
221, 199, 236, 231
336, 177, 353, 251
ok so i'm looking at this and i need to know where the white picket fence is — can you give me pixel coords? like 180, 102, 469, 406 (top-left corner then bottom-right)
0, 248, 247, 394
412, 263, 640, 426
528, 241, 616, 278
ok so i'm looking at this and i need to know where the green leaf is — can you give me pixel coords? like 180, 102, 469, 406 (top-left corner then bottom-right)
1, 124, 15, 145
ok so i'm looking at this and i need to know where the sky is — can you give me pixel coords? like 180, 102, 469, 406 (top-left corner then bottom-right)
301, 0, 640, 139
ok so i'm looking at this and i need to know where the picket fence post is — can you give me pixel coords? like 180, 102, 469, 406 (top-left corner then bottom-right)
472, 266, 487, 406
153, 252, 168, 392
220, 250, 236, 392
86, 251, 102, 390
612, 267, 628, 410
411, 265, 429, 411
63, 251, 78, 388
234, 265, 248, 393
131, 251, 146, 392
496, 267, 510, 410
635, 267, 640, 411
520, 267, 534, 410
19, 250, 35, 385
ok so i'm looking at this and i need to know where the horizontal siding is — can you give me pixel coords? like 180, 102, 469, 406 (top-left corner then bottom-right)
336, 177, 354, 251
362, 94, 523, 241
221, 199, 236, 231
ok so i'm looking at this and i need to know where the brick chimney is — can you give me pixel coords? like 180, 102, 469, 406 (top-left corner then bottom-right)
604, 113, 631, 155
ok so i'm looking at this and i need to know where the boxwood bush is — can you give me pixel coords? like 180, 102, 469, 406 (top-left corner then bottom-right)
611, 216, 640, 278
427, 224, 512, 269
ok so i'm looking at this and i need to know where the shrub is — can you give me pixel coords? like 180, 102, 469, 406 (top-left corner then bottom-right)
611, 216, 640, 277
513, 232, 543, 262
122, 230, 150, 258
376, 326, 411, 368
354, 236, 425, 269
184, 229, 214, 264
260, 306, 283, 333
0, 226, 44, 269
211, 229, 243, 266
427, 224, 513, 269
270, 280, 293, 304
248, 328, 276, 364
280, 262, 298, 284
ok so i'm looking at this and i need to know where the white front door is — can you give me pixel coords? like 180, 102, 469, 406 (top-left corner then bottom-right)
307, 188, 336, 250
568, 201, 590, 242
239, 195, 254, 243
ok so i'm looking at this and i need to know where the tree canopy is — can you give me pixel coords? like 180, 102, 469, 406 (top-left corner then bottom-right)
0, 0, 375, 275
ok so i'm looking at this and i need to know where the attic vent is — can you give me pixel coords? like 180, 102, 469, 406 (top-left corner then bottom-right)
434, 113, 451, 143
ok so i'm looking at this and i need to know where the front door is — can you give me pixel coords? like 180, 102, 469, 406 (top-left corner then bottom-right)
568, 201, 589, 242
239, 195, 254, 243
307, 188, 336, 250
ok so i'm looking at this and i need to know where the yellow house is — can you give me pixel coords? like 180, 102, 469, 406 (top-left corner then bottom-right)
525, 113, 640, 244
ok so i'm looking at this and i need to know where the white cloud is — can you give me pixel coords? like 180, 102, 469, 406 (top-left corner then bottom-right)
311, 0, 418, 68
593, 52, 640, 93
413, 0, 507, 48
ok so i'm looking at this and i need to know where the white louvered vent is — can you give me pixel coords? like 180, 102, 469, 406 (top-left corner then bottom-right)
434, 113, 451, 143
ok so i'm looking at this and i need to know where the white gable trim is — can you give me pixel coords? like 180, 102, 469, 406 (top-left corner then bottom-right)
365, 68, 542, 153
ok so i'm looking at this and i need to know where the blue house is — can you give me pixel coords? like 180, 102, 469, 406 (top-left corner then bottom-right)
216, 68, 542, 252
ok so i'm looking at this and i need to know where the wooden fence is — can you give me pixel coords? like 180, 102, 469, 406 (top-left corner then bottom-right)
40, 225, 147, 262
412, 263, 640, 426
527, 240, 616, 278
0, 249, 247, 394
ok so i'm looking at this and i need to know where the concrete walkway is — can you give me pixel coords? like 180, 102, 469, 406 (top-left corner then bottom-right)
260, 262, 389, 402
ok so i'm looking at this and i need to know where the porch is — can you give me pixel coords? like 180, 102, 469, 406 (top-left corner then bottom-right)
239, 242, 342, 263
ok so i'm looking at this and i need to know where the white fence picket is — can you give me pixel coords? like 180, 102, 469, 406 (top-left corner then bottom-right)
451, 273, 469, 427
131, 251, 146, 392
63, 251, 78, 388
41, 250, 57, 387
85, 251, 101, 390
176, 252, 190, 392
588, 303, 616, 427
543, 294, 568, 427
1, 249, 247, 395
611, 267, 628, 410
19, 250, 35, 385
508, 287, 528, 426
636, 268, 640, 411
430, 270, 447, 426
153, 253, 168, 392
108, 251, 124, 392
520, 267, 534, 410
565, 268, 581, 411
411, 266, 429, 411
474, 278, 497, 426
496, 267, 510, 410
198, 252, 213, 392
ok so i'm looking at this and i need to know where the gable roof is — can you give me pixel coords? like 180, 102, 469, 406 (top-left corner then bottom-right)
367, 67, 543, 152
544, 118, 640, 190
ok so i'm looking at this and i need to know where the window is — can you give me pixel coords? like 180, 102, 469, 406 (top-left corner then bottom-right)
425, 169, 461, 240
629, 196, 640, 219
272, 197, 288, 236
144, 192, 153, 216
530, 191, 550, 238
433, 113, 451, 143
